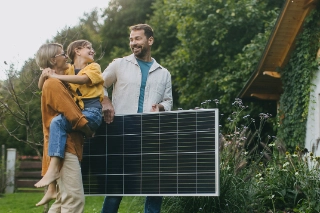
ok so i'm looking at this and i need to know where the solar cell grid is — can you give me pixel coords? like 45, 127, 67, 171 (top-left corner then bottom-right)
81, 109, 219, 196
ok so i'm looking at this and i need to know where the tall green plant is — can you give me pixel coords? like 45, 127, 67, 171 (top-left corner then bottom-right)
161, 99, 320, 212
252, 145, 320, 212
161, 99, 276, 212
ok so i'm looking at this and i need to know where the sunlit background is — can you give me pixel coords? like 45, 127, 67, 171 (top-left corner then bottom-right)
0, 0, 109, 80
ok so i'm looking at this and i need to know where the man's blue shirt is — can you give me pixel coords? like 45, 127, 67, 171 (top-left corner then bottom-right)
136, 58, 154, 113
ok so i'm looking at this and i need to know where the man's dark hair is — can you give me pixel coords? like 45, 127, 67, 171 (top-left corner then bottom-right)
129, 24, 154, 39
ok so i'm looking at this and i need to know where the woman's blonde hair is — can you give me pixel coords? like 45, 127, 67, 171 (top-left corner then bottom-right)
35, 43, 63, 69
67, 40, 91, 64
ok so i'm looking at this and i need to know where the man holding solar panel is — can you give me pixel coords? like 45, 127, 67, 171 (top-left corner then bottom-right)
101, 23, 173, 213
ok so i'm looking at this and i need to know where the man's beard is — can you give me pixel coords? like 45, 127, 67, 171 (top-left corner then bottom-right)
132, 45, 148, 59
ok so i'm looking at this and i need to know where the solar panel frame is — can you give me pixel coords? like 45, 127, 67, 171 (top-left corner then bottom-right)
81, 109, 220, 196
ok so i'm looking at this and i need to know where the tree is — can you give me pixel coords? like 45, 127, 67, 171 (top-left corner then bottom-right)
149, 0, 282, 114
0, 59, 43, 157
0, 8, 108, 157
99, 0, 156, 67
52, 9, 105, 60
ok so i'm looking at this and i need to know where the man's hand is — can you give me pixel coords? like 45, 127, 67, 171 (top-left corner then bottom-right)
81, 124, 95, 139
102, 96, 115, 124
151, 104, 164, 112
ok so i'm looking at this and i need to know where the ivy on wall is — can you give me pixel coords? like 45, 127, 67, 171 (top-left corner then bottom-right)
278, 4, 320, 150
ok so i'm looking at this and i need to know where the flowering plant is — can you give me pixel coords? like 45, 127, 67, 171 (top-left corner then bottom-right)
162, 99, 320, 213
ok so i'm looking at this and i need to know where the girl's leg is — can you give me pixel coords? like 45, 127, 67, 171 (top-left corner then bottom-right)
36, 181, 57, 206
82, 108, 102, 132
48, 114, 72, 158
34, 157, 61, 187
35, 115, 72, 188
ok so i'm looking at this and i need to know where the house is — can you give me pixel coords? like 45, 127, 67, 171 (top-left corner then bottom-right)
238, 0, 320, 156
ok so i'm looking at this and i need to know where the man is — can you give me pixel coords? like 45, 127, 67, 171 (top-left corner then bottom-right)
101, 24, 173, 213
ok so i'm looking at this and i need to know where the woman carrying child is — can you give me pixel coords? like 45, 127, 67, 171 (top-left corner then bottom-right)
35, 40, 104, 209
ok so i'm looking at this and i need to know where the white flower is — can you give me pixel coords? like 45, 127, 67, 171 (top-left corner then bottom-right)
283, 162, 290, 167
269, 195, 275, 199
295, 172, 299, 176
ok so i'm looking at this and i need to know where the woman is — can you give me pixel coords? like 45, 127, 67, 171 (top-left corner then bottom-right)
35, 43, 92, 212
35, 40, 103, 207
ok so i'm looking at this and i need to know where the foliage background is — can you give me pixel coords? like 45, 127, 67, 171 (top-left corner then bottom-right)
1, 0, 319, 176
0, 0, 286, 156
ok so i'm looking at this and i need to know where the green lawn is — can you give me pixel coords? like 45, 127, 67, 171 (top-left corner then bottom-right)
0, 193, 145, 213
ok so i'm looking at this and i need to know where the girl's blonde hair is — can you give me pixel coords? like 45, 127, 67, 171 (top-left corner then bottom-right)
35, 43, 63, 69
67, 40, 91, 64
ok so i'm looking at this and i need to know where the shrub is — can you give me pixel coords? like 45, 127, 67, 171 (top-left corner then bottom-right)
162, 99, 320, 213
0, 159, 6, 195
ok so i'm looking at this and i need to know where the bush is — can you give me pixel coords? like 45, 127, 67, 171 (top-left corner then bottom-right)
0, 159, 6, 195
162, 99, 320, 213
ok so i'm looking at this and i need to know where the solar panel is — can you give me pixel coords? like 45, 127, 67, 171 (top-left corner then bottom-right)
81, 109, 219, 196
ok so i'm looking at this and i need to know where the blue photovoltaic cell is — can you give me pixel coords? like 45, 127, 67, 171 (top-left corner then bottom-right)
81, 109, 219, 196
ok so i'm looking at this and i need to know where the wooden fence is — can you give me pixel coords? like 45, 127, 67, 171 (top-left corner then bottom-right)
16, 156, 43, 192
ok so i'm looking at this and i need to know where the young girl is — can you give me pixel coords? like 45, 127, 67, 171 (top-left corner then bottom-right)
35, 40, 104, 206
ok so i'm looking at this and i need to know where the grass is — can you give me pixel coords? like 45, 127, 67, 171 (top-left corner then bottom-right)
0, 193, 146, 213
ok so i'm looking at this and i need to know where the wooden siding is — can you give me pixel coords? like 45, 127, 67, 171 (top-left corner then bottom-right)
239, 0, 318, 100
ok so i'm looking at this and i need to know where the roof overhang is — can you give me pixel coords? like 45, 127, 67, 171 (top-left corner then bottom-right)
238, 0, 318, 101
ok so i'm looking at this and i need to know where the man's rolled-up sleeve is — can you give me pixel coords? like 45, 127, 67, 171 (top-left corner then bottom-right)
102, 59, 118, 97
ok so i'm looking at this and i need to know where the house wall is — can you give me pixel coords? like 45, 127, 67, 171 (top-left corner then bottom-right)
305, 66, 320, 157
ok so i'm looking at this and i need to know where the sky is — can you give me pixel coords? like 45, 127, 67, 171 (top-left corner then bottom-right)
0, 0, 109, 80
